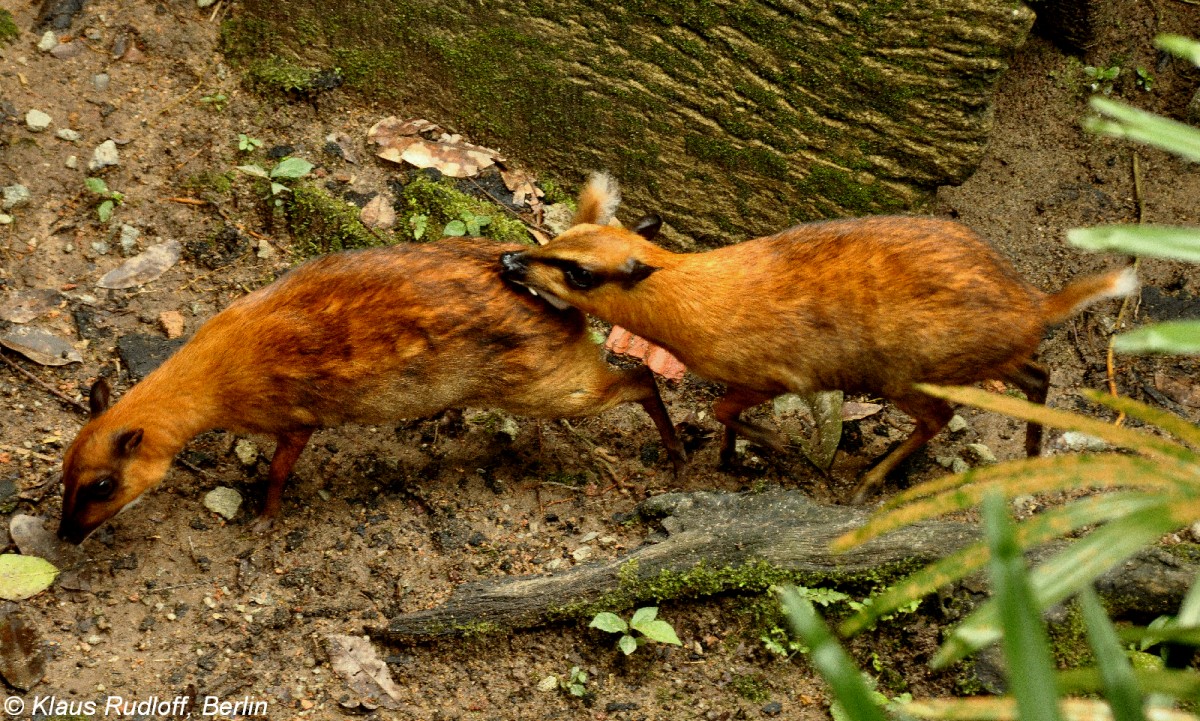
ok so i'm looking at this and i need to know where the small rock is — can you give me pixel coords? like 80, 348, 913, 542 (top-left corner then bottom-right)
25, 109, 51, 132
256, 240, 276, 260
64, 155, 78, 169
496, 416, 520, 441
204, 487, 243, 520
91, 241, 109, 255
1013, 495, 1037, 514
542, 204, 575, 235
947, 414, 968, 433
951, 457, 970, 474
762, 701, 783, 716
37, 31, 58, 52
88, 140, 119, 171
50, 41, 84, 59
544, 558, 566, 571
92, 73, 110, 92
234, 439, 259, 467
1190, 520, 1200, 544
571, 546, 594, 562
597, 535, 617, 547
55, 128, 81, 142
935, 455, 956, 469
579, 531, 599, 544
118, 224, 141, 256
1058, 431, 1109, 452
964, 443, 997, 464
0, 214, 11, 225
158, 311, 185, 339
537, 675, 558, 693
2, 185, 31, 210
63, 243, 74, 254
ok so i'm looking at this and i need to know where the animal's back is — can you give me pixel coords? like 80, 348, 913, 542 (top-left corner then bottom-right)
181, 239, 594, 431
681, 216, 1047, 395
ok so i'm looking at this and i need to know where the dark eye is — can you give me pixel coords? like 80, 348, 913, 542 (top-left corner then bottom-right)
564, 266, 599, 290
89, 477, 116, 501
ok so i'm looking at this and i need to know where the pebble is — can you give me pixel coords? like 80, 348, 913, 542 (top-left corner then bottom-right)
579, 531, 599, 544
2, 184, 31, 210
203, 487, 243, 520
255, 239, 276, 260
1190, 521, 1200, 544
0, 214, 11, 225
25, 109, 51, 132
947, 414, 968, 433
598, 535, 617, 547
56, 128, 81, 142
88, 140, 120, 171
762, 701, 783, 716
571, 546, 594, 562
37, 31, 58, 52
965, 443, 997, 464
91, 241, 110, 255
92, 73, 110, 92
935, 455, 956, 469
158, 311, 185, 339
951, 457, 970, 474
235, 439, 259, 466
537, 675, 558, 693
63, 243, 74, 254
118, 224, 141, 256
544, 558, 566, 571
50, 42, 85, 59
1058, 431, 1109, 452
65, 155, 78, 169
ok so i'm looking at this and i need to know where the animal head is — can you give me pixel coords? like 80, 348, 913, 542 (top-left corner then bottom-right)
58, 379, 169, 544
499, 173, 668, 314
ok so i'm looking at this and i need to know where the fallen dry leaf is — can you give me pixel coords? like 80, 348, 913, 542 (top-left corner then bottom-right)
605, 326, 686, 381
0, 289, 61, 324
97, 239, 182, 289
325, 132, 359, 164
158, 310, 185, 339
841, 401, 884, 421
0, 326, 83, 366
499, 166, 543, 209
360, 195, 396, 229
325, 634, 403, 710
367, 116, 500, 178
0, 603, 47, 690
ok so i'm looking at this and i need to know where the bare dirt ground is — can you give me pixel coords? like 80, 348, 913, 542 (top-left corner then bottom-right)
0, 0, 1198, 719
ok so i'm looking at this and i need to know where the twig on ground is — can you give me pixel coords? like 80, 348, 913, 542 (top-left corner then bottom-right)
0, 351, 89, 413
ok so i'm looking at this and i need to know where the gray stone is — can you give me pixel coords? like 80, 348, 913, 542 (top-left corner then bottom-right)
1058, 431, 1109, 452
49, 41, 84, 59
0, 214, 11, 225
64, 155, 78, 169
571, 546, 594, 562
965, 443, 997, 464
947, 414, 968, 433
935, 455, 956, 469
256, 239, 276, 260
88, 140, 120, 171
55, 128, 81, 142
37, 31, 57, 52
24, 109, 51, 132
951, 457, 971, 474
91, 241, 110, 255
234, 439, 259, 466
2, 185, 30, 210
204, 487, 243, 520
118, 224, 141, 256
92, 73, 111, 92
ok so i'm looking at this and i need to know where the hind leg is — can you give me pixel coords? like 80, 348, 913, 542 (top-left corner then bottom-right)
849, 392, 953, 504
1004, 360, 1049, 457
252, 428, 314, 534
713, 387, 787, 466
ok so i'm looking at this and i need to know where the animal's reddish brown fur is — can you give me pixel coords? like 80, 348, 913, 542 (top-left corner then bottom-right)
501, 178, 1136, 501
59, 237, 684, 544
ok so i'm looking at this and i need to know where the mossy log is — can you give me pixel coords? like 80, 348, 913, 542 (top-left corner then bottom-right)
230, 0, 1033, 246
377, 490, 1200, 642
377, 490, 978, 641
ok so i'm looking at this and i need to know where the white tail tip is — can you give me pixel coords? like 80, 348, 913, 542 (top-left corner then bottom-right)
1109, 266, 1140, 298
579, 171, 622, 226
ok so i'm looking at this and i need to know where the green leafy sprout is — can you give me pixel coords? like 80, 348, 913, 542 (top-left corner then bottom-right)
1083, 65, 1120, 95
235, 157, 315, 207
442, 210, 492, 237
237, 133, 263, 153
200, 91, 228, 111
84, 177, 124, 223
589, 606, 682, 656
561, 666, 587, 698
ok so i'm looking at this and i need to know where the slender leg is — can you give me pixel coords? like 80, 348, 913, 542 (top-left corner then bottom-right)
849, 392, 953, 504
712, 387, 786, 466
252, 429, 314, 534
625, 366, 688, 478
1005, 361, 1049, 457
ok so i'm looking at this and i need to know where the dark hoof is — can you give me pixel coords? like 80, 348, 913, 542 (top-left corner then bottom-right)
250, 516, 276, 536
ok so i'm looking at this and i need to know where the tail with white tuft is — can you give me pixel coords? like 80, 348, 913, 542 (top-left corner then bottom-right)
573, 172, 622, 226
1043, 265, 1139, 324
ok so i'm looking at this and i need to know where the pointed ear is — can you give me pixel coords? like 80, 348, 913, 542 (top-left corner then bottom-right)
630, 214, 662, 240
620, 258, 660, 285
89, 379, 111, 419
115, 428, 144, 457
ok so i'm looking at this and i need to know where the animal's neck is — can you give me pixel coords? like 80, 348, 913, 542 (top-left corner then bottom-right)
105, 350, 226, 457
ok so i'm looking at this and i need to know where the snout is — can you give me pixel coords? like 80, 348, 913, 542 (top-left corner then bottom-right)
56, 518, 90, 546
499, 250, 529, 281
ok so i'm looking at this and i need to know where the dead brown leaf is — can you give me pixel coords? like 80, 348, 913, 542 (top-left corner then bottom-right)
0, 326, 83, 366
325, 634, 403, 710
360, 195, 396, 230
97, 240, 182, 289
367, 116, 500, 178
499, 166, 544, 209
0, 289, 60, 324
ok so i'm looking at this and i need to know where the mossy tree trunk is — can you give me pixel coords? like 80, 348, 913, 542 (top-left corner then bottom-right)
228, 0, 1033, 246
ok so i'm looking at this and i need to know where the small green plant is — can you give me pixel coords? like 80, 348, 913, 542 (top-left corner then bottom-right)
1083, 64, 1120, 95
409, 213, 429, 240
561, 666, 587, 698
1135, 67, 1154, 92
237, 133, 263, 153
84, 177, 124, 222
200, 91, 228, 111
235, 157, 314, 207
589, 607, 682, 655
442, 210, 492, 237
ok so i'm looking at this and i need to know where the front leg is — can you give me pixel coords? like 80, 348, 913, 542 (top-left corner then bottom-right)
251, 429, 314, 534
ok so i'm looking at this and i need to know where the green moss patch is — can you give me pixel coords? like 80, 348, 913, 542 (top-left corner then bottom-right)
0, 9, 18, 43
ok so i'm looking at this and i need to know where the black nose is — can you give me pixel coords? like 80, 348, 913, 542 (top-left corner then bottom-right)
499, 251, 527, 276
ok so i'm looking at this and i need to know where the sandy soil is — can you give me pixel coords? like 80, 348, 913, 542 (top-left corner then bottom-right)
0, 1, 1198, 719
